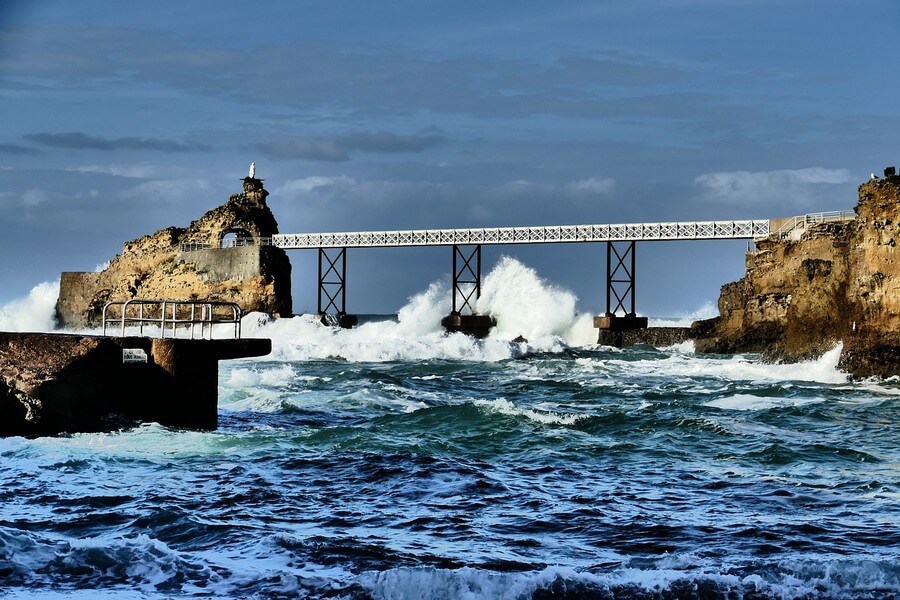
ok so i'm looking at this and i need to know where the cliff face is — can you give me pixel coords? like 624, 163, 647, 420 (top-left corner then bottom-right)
56, 178, 292, 328
694, 174, 900, 378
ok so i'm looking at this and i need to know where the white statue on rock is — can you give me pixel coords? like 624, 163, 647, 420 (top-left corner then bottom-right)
249, 162, 256, 179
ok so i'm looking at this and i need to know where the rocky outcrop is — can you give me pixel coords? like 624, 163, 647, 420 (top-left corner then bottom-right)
694, 172, 900, 378
0, 332, 270, 436
56, 177, 291, 328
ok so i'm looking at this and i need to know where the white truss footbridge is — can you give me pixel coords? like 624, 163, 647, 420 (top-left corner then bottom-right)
272, 219, 772, 249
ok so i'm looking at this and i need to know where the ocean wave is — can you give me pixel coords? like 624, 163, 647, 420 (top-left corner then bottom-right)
359, 560, 900, 600
474, 398, 586, 426
0, 280, 60, 333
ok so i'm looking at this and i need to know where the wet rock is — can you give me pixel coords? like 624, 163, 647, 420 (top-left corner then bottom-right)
694, 173, 900, 378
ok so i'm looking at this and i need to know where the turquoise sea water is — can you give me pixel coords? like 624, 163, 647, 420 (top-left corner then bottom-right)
2, 262, 899, 599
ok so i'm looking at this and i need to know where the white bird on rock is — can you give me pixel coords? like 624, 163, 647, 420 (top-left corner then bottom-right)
249, 162, 256, 178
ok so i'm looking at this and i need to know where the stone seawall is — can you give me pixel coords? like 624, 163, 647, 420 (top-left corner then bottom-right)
0, 332, 270, 436
598, 326, 693, 349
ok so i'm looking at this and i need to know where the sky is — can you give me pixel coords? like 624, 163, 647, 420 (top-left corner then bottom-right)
1, 0, 899, 318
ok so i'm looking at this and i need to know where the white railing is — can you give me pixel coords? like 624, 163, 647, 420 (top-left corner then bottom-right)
771, 210, 855, 239
272, 219, 772, 249
101, 299, 243, 339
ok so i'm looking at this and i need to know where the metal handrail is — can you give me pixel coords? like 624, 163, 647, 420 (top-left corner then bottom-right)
771, 210, 855, 239
179, 237, 273, 252
101, 299, 243, 339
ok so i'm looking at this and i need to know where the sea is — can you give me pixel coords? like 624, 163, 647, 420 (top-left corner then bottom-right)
1, 258, 899, 599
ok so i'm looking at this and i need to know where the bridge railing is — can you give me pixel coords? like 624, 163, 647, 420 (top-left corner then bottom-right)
272, 219, 772, 249
101, 299, 243, 339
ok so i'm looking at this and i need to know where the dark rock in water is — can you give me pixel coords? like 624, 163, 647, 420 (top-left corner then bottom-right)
598, 326, 692, 349
0, 332, 270, 437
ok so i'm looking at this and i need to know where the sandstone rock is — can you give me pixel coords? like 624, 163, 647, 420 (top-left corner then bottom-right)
56, 177, 291, 328
694, 173, 900, 378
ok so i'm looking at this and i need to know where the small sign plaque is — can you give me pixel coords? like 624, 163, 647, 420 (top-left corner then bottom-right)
122, 348, 148, 364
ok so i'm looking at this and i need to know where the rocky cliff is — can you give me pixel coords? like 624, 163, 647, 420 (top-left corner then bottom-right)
693, 172, 900, 378
56, 177, 292, 328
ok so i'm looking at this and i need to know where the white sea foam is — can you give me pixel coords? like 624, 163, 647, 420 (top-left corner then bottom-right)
241, 257, 594, 362
648, 300, 718, 327
0, 280, 60, 332
359, 560, 900, 600
474, 398, 586, 426
704, 393, 825, 411
582, 343, 848, 386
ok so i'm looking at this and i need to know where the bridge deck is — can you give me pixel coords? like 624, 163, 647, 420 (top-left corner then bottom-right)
272, 219, 771, 249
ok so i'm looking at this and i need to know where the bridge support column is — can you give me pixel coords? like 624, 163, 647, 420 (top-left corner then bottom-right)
595, 241, 647, 345
318, 247, 357, 328
441, 244, 496, 338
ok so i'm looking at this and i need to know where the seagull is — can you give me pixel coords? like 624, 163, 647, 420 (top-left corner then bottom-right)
870, 172, 879, 180
249, 162, 256, 178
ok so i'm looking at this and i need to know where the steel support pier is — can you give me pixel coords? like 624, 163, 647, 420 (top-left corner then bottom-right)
317, 247, 357, 328
595, 241, 648, 344
441, 245, 496, 338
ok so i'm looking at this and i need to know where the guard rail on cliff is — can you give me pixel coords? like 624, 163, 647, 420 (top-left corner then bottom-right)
770, 211, 856, 240
179, 237, 273, 252
101, 299, 243, 339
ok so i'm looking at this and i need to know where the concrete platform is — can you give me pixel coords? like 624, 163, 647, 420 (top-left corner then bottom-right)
0, 332, 270, 436
441, 313, 497, 338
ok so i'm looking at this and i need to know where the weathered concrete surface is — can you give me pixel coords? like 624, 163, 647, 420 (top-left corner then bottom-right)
594, 314, 650, 332
56, 177, 291, 328
441, 314, 497, 338
598, 327, 692, 349
694, 174, 900, 378
0, 332, 270, 436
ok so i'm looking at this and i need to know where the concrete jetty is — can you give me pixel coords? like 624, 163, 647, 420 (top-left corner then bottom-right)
0, 332, 270, 436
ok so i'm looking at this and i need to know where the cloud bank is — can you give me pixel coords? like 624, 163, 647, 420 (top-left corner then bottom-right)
694, 167, 853, 209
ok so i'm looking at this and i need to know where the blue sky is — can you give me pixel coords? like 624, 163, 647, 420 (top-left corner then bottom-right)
1, 0, 898, 317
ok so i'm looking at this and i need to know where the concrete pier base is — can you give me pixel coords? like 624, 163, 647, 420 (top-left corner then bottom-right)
0, 332, 270, 436
441, 313, 497, 338
595, 313, 647, 347
319, 313, 358, 329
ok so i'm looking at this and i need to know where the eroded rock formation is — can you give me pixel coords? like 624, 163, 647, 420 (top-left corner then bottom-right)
56, 177, 291, 328
693, 172, 900, 378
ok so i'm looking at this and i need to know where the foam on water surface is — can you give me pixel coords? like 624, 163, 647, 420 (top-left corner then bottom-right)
4, 259, 900, 599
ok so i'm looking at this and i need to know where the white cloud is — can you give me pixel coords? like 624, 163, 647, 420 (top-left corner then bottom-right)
274, 176, 357, 196
120, 178, 213, 203
68, 163, 161, 178
565, 176, 615, 195
694, 167, 852, 207
22, 188, 51, 207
